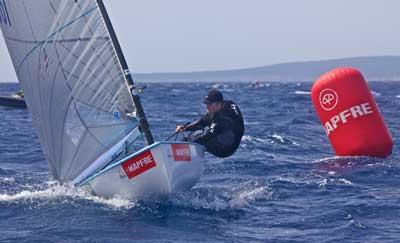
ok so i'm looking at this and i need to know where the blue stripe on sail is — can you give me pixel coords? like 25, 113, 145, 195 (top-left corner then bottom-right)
16, 5, 98, 74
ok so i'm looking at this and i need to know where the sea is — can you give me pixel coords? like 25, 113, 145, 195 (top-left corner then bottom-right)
0, 81, 399, 243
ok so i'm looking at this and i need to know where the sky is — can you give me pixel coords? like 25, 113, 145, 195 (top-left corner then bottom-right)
1, 0, 400, 82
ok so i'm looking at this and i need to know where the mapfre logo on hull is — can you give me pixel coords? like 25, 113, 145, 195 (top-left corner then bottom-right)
172, 144, 191, 162
121, 150, 156, 179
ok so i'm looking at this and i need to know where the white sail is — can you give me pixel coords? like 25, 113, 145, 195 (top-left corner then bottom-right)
0, 0, 141, 182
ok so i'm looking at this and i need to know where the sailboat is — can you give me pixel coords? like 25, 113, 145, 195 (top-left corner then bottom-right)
0, 89, 27, 108
0, 0, 205, 201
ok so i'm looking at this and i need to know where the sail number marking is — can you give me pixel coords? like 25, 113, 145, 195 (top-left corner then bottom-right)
0, 0, 11, 27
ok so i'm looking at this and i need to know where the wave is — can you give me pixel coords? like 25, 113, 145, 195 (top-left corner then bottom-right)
318, 178, 353, 187
0, 176, 273, 212
170, 181, 272, 211
312, 156, 386, 176
0, 181, 136, 209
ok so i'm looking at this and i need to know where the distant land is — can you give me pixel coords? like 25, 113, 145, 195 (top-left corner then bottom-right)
134, 56, 400, 83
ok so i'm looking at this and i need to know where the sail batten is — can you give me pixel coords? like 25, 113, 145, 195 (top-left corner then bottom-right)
0, 0, 143, 182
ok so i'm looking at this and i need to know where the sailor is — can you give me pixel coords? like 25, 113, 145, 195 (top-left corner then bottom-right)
176, 89, 244, 158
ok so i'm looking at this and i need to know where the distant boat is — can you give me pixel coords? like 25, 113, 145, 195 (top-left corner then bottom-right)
0, 90, 27, 108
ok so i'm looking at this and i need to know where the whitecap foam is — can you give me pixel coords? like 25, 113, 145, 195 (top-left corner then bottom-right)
211, 84, 223, 89
294, 90, 310, 95
338, 178, 352, 185
0, 177, 15, 184
371, 91, 381, 96
241, 135, 270, 144
313, 155, 366, 163
318, 178, 353, 187
229, 186, 272, 208
271, 134, 300, 146
242, 134, 299, 146
271, 134, 285, 143
0, 181, 136, 209
171, 183, 272, 211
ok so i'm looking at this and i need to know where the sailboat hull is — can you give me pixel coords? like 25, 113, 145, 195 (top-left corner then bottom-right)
0, 95, 27, 108
81, 142, 205, 201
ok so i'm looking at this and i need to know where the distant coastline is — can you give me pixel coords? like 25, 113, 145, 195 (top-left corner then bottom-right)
2, 56, 400, 83
134, 56, 400, 83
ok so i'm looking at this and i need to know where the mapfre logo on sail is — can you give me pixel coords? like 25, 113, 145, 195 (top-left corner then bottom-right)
121, 150, 156, 179
0, 0, 12, 27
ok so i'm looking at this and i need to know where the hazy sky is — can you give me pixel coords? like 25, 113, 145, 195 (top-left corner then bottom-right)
1, 0, 400, 82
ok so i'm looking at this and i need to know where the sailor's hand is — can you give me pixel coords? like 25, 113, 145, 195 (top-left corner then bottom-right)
175, 125, 186, 133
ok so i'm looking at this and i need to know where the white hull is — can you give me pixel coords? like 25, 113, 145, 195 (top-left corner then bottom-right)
80, 142, 205, 201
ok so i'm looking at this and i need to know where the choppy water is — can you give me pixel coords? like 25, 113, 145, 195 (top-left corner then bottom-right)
1, 81, 399, 242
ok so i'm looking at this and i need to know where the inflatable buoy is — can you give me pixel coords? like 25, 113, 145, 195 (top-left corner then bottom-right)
311, 67, 393, 158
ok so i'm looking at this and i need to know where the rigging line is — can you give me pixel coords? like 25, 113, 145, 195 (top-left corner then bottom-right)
16, 5, 98, 74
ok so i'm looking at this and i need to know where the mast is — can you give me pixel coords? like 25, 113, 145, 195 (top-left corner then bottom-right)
96, 0, 154, 145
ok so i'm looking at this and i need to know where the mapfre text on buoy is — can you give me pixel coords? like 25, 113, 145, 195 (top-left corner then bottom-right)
311, 67, 393, 158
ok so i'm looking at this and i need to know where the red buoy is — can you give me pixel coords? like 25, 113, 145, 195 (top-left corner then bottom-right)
311, 67, 393, 158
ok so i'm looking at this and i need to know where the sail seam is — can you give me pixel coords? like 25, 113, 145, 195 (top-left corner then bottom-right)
3, 36, 109, 44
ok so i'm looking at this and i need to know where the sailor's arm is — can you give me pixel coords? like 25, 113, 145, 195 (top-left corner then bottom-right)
176, 115, 210, 132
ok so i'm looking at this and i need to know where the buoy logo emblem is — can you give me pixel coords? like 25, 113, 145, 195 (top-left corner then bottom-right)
319, 89, 338, 111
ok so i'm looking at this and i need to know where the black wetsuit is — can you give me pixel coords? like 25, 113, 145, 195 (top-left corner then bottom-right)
185, 100, 244, 158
